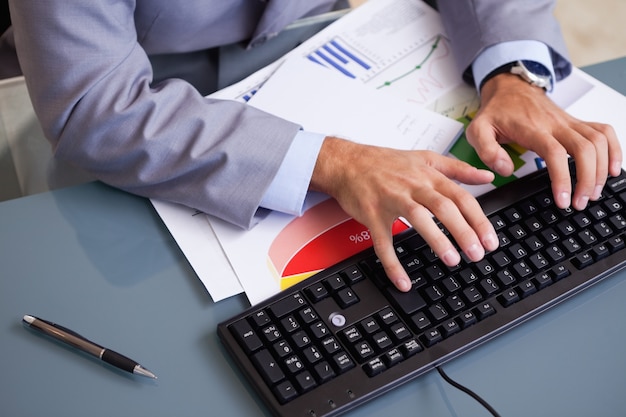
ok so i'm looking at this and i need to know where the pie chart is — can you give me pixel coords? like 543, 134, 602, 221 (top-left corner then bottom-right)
268, 198, 409, 289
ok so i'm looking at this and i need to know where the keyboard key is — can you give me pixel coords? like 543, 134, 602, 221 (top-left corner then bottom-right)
281, 316, 300, 333
607, 175, 626, 192
475, 302, 496, 320
311, 322, 331, 339
321, 336, 341, 355
458, 311, 477, 328
299, 307, 318, 324
551, 264, 570, 281
496, 269, 516, 287
517, 280, 537, 298
459, 267, 479, 285
524, 236, 543, 252
499, 288, 520, 307
313, 361, 335, 382
295, 371, 317, 392
390, 322, 411, 342
261, 325, 282, 343
325, 275, 346, 292
378, 307, 399, 325
446, 294, 466, 312
410, 311, 431, 331
424, 285, 444, 302
364, 357, 387, 376
332, 352, 355, 373
608, 235, 625, 252
335, 287, 359, 308
610, 215, 626, 231
271, 293, 307, 318
533, 272, 552, 289
372, 331, 394, 351
252, 349, 285, 385
463, 286, 483, 304
305, 282, 328, 302
251, 310, 271, 327
354, 341, 376, 361
386, 287, 427, 315
428, 303, 448, 322
492, 251, 512, 267
384, 348, 404, 367
285, 355, 305, 374
401, 339, 423, 357
274, 380, 298, 404
592, 243, 610, 260
273, 340, 293, 358
360, 317, 380, 335
578, 229, 598, 245
343, 326, 362, 343
422, 328, 443, 347
441, 319, 461, 337
480, 278, 499, 295
291, 331, 311, 348
402, 256, 423, 273
341, 265, 364, 283
230, 319, 263, 353
302, 346, 323, 364
573, 252, 593, 269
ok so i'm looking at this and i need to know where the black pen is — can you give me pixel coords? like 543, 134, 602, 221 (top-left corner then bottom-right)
22, 314, 157, 379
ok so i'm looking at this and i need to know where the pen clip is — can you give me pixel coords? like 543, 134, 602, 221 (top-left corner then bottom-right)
37, 317, 90, 341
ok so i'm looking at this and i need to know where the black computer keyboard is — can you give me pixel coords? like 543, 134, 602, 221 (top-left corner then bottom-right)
218, 161, 626, 417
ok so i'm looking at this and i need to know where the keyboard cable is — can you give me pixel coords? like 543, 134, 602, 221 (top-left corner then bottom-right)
436, 366, 501, 417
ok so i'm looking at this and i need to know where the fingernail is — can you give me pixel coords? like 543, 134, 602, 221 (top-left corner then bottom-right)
441, 249, 460, 266
493, 159, 508, 174
592, 185, 603, 200
482, 232, 499, 251
466, 243, 484, 262
557, 191, 570, 208
612, 161, 622, 175
575, 194, 589, 209
396, 278, 411, 292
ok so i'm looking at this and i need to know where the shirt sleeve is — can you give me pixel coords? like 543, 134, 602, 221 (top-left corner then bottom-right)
471, 40, 556, 93
259, 130, 326, 216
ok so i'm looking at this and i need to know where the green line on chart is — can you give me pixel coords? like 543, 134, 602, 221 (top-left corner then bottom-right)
376, 35, 442, 89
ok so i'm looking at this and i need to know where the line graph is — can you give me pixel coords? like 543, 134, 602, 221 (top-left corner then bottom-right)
375, 35, 443, 89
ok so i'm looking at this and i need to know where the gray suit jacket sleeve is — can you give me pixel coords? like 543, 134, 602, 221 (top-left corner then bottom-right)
437, 0, 572, 82
8, 0, 316, 229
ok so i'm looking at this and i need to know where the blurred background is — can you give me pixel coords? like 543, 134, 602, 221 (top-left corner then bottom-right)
349, 0, 626, 67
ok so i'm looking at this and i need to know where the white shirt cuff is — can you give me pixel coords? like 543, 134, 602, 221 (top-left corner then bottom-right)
472, 40, 555, 93
259, 130, 326, 216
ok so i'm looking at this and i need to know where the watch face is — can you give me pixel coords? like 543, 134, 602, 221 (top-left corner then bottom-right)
520, 60, 551, 77
515, 60, 553, 90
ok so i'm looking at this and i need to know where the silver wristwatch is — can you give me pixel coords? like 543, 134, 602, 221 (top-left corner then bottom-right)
509, 60, 553, 91
480, 60, 553, 92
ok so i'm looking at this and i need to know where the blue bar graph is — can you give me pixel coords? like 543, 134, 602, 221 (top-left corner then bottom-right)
306, 38, 371, 80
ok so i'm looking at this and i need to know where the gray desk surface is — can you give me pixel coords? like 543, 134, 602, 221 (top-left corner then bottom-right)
2, 57, 626, 417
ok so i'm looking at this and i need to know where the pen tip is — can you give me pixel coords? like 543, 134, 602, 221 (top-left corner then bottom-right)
134, 365, 157, 379
23, 315, 35, 324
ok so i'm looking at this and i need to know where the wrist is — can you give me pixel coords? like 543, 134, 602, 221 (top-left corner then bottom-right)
310, 136, 345, 195
480, 72, 548, 101
480, 60, 553, 94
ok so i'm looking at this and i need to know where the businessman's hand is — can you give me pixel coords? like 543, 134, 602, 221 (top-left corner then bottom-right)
310, 137, 499, 292
468, 74, 622, 211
